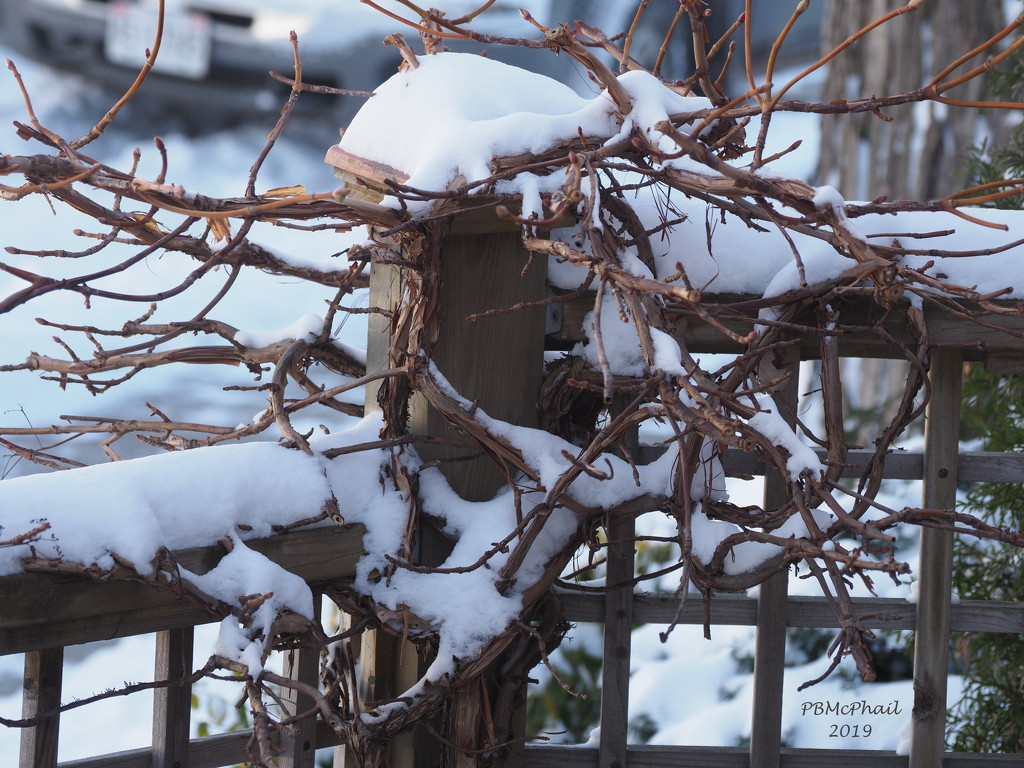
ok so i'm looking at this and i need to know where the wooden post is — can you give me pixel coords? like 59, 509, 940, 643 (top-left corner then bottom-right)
355, 209, 549, 768
408, 218, 549, 501
152, 627, 194, 768
431, 219, 547, 768
20, 647, 63, 768
749, 349, 799, 768
279, 594, 323, 768
910, 348, 962, 767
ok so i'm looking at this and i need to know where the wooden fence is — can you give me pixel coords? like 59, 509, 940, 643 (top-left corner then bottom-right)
3, 276, 1024, 766
4, 526, 365, 768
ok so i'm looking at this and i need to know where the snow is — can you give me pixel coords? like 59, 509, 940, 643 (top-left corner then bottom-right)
0, 12, 1012, 761
812, 184, 847, 210
692, 436, 728, 503
233, 311, 323, 348
0, 403, 593, 707
573, 288, 649, 377
478, 403, 678, 510
427, 360, 678, 510
747, 396, 825, 480
339, 52, 605, 204
336, 52, 712, 213
188, 538, 316, 675
0, 439, 338, 576
651, 328, 689, 377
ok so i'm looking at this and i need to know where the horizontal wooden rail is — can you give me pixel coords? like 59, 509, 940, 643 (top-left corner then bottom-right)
724, 448, 1024, 483
57, 721, 343, 768
557, 591, 1024, 634
552, 294, 1024, 370
55, 725, 1024, 768
637, 447, 1024, 484
524, 745, 1024, 767
0, 525, 365, 656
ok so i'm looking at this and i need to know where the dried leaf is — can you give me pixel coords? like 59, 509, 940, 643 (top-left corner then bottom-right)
263, 184, 306, 198
208, 217, 231, 242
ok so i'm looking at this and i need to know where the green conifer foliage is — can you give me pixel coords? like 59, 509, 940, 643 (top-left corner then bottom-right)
947, 54, 1024, 753
949, 369, 1024, 752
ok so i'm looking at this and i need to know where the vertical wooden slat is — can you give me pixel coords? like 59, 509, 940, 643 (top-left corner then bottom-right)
279, 644, 320, 768
364, 258, 401, 410
152, 627, 194, 768
910, 348, 962, 767
600, 398, 639, 768
20, 647, 63, 768
599, 515, 636, 768
750, 350, 799, 768
750, 571, 788, 768
280, 594, 323, 768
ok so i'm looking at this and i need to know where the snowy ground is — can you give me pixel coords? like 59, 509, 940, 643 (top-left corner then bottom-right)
0, 34, 953, 765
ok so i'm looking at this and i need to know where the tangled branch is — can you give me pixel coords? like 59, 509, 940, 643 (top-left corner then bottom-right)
3, 2, 1024, 765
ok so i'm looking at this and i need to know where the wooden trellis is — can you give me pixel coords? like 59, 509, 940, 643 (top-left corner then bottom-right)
3, 215, 1024, 767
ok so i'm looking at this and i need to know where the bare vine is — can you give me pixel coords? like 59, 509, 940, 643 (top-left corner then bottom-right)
3, 2, 1024, 765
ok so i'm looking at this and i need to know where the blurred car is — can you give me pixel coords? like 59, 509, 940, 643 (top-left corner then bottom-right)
0, 0, 571, 127
0, 0, 824, 129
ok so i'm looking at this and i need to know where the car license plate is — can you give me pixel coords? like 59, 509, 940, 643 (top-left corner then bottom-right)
104, 1, 212, 80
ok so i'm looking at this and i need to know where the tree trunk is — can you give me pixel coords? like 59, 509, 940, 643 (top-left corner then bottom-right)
815, 0, 1008, 202
814, 0, 1008, 445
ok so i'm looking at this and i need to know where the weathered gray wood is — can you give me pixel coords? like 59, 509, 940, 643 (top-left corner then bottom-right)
364, 258, 401, 410
279, 594, 321, 768
20, 647, 63, 768
525, 744, 1024, 767
409, 225, 548, 502
749, 548, 789, 767
0, 525, 364, 655
910, 348, 963, 768
152, 627, 194, 768
554, 294, 1024, 367
54, 736, 1024, 768
599, 397, 638, 768
528, 744, 749, 768
635, 447, 1024, 484
558, 589, 758, 624
958, 450, 1024, 482
57, 721, 344, 768
279, 646, 320, 768
750, 351, 798, 768
599, 516, 635, 768
560, 590, 1024, 634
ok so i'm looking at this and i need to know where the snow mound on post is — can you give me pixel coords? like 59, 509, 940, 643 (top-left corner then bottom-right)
336, 51, 712, 211
338, 52, 602, 200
